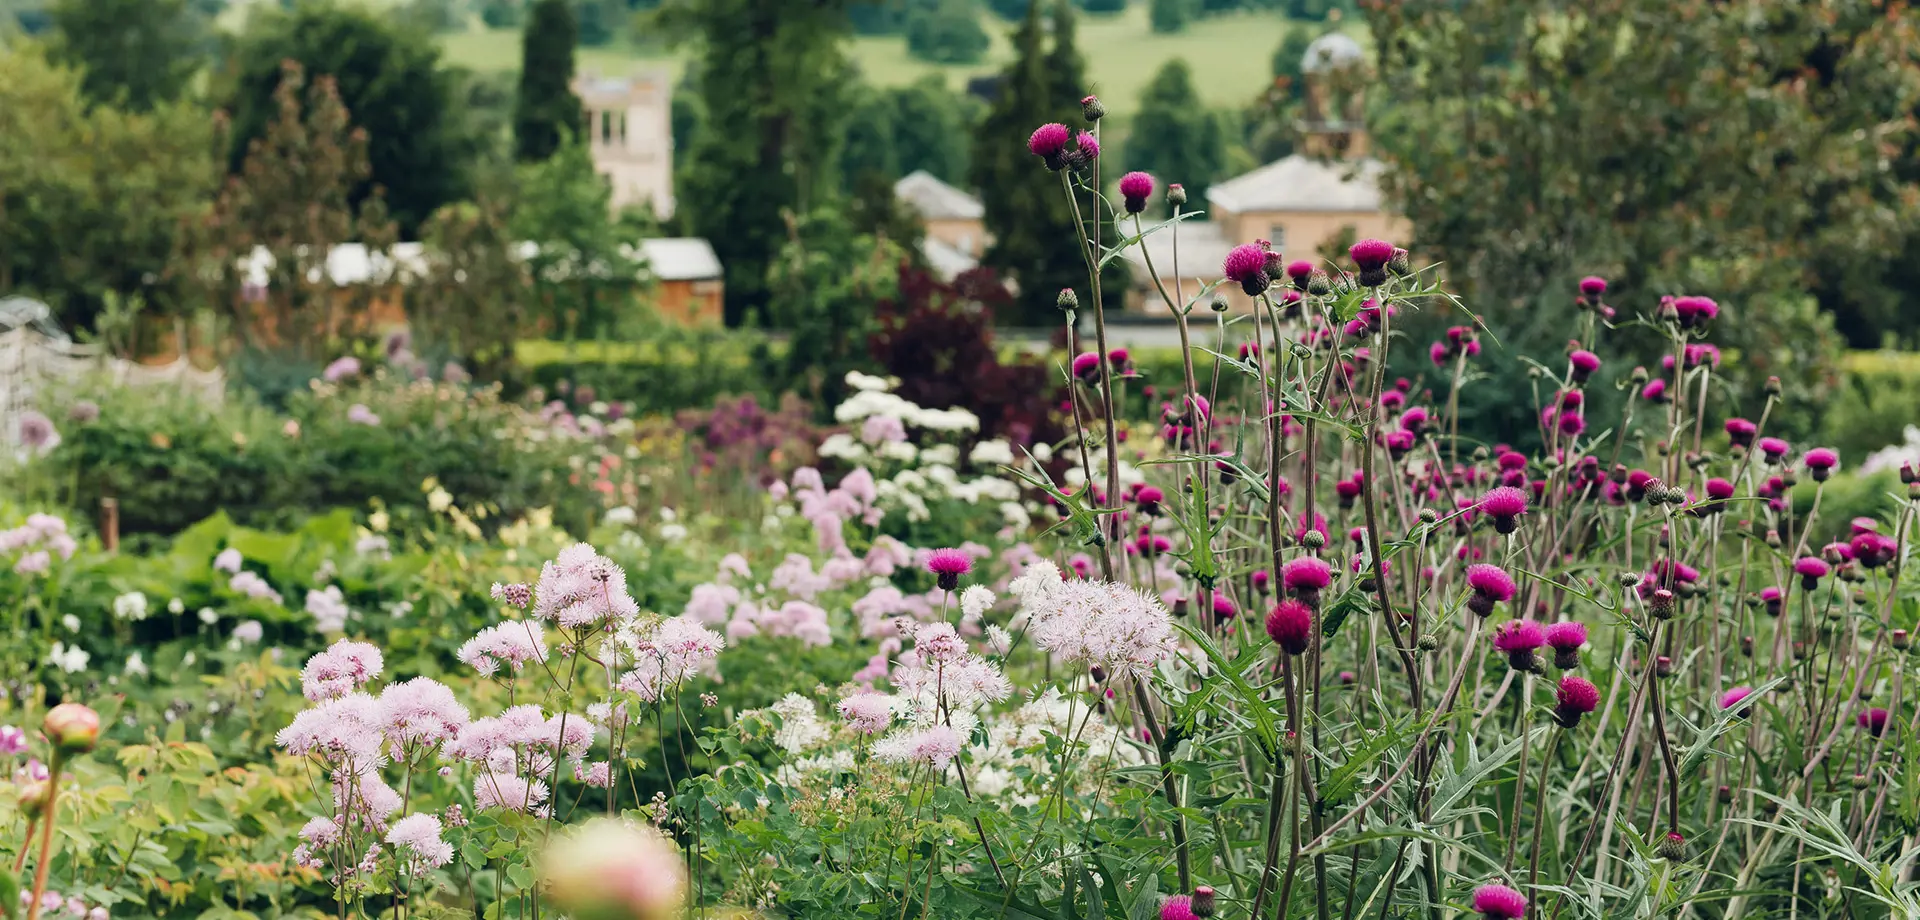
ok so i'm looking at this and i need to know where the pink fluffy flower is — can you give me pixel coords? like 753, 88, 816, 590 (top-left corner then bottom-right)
457, 622, 550, 677
1223, 243, 1273, 295
1545, 620, 1587, 668
473, 771, 549, 814
1577, 276, 1606, 297
1119, 171, 1155, 213
1493, 620, 1547, 672
1472, 882, 1528, 920
1028, 122, 1070, 165
872, 724, 964, 770
1281, 557, 1334, 603
1859, 707, 1890, 736
378, 677, 470, 747
1720, 686, 1754, 712
1568, 350, 1600, 382
1479, 486, 1529, 533
1349, 238, 1395, 270
1265, 600, 1314, 656
1465, 564, 1516, 616
1554, 675, 1600, 727
924, 548, 973, 591
387, 813, 453, 872
1014, 577, 1177, 676
1159, 896, 1199, 920
1803, 447, 1839, 481
300, 640, 385, 702
276, 693, 384, 765
1793, 556, 1830, 589
533, 543, 640, 628
836, 693, 894, 735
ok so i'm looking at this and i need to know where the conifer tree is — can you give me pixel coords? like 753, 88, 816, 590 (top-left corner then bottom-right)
1124, 59, 1227, 215
970, 0, 1086, 325
514, 0, 582, 162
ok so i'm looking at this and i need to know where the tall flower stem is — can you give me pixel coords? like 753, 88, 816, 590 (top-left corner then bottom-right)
25, 751, 64, 920
1526, 729, 1565, 900
1132, 676, 1192, 891
1059, 170, 1120, 581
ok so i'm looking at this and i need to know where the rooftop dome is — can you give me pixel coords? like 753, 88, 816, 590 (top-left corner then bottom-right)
1301, 32, 1365, 74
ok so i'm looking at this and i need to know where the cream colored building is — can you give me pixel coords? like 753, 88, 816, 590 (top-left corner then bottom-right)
575, 69, 675, 218
1121, 33, 1408, 314
893, 170, 989, 282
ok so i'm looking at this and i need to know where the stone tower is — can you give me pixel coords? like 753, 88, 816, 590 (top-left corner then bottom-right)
1298, 32, 1368, 159
573, 68, 675, 218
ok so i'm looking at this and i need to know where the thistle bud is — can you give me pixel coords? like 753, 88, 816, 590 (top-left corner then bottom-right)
1166, 183, 1187, 207
1089, 665, 1108, 684
1387, 248, 1411, 277
1417, 634, 1439, 653
1740, 634, 1755, 657
1057, 288, 1080, 312
1901, 463, 1918, 485
1893, 629, 1909, 650
1302, 530, 1326, 550
1765, 375, 1783, 397
1417, 508, 1439, 525
1172, 596, 1189, 618
1765, 529, 1782, 549
1851, 773, 1870, 790
1657, 832, 1687, 862
1655, 655, 1673, 677
1909, 482, 1920, 501
43, 702, 100, 755
1716, 785, 1732, 804
1618, 571, 1641, 588
1210, 297, 1230, 313
1306, 270, 1332, 296
1191, 887, 1217, 918
1080, 95, 1106, 122
1631, 366, 1649, 384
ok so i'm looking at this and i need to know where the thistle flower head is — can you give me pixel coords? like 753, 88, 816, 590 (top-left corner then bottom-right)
1758, 437, 1790, 460
1223, 244, 1273, 295
1793, 556, 1830, 581
1281, 557, 1333, 595
1471, 883, 1528, 920
1720, 686, 1753, 711
1349, 238, 1395, 270
1466, 564, 1517, 602
1028, 123, 1070, 158
1859, 707, 1890, 736
1544, 620, 1587, 651
1118, 171, 1155, 202
1555, 675, 1600, 721
1578, 276, 1607, 297
1265, 600, 1315, 655
1492, 619, 1546, 653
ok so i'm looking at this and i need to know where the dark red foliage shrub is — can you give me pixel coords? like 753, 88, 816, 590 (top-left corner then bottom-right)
868, 263, 1064, 448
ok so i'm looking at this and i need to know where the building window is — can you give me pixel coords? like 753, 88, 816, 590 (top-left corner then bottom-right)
600, 111, 612, 144
1268, 225, 1287, 249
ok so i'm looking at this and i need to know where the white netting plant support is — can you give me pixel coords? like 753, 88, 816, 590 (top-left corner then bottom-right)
0, 297, 225, 448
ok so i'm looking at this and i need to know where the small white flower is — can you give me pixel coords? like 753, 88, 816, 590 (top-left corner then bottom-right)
659, 523, 688, 541
960, 586, 996, 622
167, 597, 185, 615
198, 608, 219, 625
879, 440, 918, 463
61, 614, 79, 632
659, 507, 678, 522
920, 444, 960, 467
112, 592, 148, 622
182, 652, 197, 667
604, 507, 637, 526
124, 652, 148, 677
47, 642, 88, 673
427, 487, 453, 512
968, 439, 1015, 467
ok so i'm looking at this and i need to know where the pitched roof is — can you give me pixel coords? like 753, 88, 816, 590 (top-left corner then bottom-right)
635, 238, 723, 281
920, 236, 979, 283
894, 170, 985, 221
1206, 155, 1388, 215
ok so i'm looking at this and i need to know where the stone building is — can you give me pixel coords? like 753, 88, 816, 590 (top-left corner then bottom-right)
574, 68, 675, 218
1120, 33, 1408, 314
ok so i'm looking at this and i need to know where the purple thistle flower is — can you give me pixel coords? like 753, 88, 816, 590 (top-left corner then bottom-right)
1265, 600, 1314, 656
1471, 882, 1528, 920
924, 548, 973, 591
1223, 243, 1273, 296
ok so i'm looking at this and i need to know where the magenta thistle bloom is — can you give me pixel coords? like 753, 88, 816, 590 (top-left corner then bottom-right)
1071, 351, 1101, 380
1465, 564, 1516, 617
1640, 378, 1668, 403
1546, 620, 1587, 668
1349, 238, 1395, 270
924, 548, 973, 591
1852, 531, 1898, 569
1720, 686, 1754, 712
1478, 486, 1529, 534
1858, 707, 1890, 737
1028, 122, 1070, 168
1568, 349, 1600, 382
1578, 276, 1607, 297
1159, 896, 1199, 920
1494, 619, 1546, 672
1265, 599, 1314, 656
1758, 437, 1790, 462
1073, 130, 1100, 165
1724, 417, 1757, 447
1471, 882, 1528, 920
1286, 260, 1315, 286
1135, 485, 1165, 515
1119, 171, 1155, 214
1793, 556, 1830, 589
1554, 675, 1600, 727
1704, 478, 1734, 501
1803, 447, 1839, 481
1281, 557, 1333, 604
1672, 295, 1719, 328
1223, 243, 1273, 296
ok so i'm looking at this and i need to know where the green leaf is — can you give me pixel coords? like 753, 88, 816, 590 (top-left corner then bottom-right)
1426, 726, 1550, 824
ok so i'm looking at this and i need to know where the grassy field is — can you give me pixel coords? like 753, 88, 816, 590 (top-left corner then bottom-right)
440, 4, 1314, 120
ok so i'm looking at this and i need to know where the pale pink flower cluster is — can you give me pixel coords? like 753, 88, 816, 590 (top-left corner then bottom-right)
1011, 562, 1177, 676
228, 569, 283, 605
334, 767, 402, 828
683, 582, 740, 625
836, 692, 895, 735
533, 543, 640, 628
575, 760, 612, 788
474, 771, 550, 814
276, 693, 384, 764
787, 466, 884, 552
872, 724, 964, 770
213, 547, 243, 574
2, 513, 76, 575
291, 815, 341, 868
377, 677, 470, 746
386, 813, 453, 872
301, 639, 384, 701
445, 704, 551, 766
616, 616, 725, 702
456, 621, 549, 677
18, 890, 109, 919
